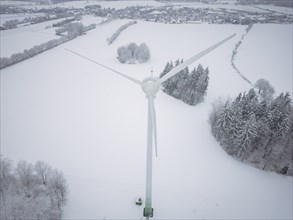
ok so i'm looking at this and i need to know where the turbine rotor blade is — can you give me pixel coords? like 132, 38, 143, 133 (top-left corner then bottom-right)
65, 48, 142, 86
158, 33, 236, 84
149, 97, 158, 157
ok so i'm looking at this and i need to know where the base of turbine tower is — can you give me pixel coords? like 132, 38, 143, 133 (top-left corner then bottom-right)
143, 208, 153, 218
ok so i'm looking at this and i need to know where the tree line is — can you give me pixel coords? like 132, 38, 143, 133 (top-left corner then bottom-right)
107, 21, 137, 45
209, 79, 292, 176
160, 60, 209, 106
55, 22, 96, 36
0, 156, 68, 219
52, 17, 76, 28
0, 22, 96, 69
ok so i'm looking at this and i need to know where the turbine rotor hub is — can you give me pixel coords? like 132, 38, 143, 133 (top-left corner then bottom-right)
142, 77, 160, 98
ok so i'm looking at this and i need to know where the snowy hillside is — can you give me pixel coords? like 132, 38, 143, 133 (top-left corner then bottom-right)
1, 8, 292, 220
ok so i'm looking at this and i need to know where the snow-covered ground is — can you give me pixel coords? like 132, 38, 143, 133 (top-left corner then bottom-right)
0, 16, 102, 58
236, 24, 292, 95
0, 1, 36, 6
1, 17, 292, 220
0, 19, 62, 57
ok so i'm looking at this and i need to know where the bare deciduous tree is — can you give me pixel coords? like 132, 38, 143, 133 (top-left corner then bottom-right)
255, 78, 275, 102
48, 169, 68, 210
0, 158, 68, 219
35, 161, 52, 187
15, 160, 37, 198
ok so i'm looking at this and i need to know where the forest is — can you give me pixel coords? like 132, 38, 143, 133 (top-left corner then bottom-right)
160, 60, 209, 106
209, 80, 292, 176
0, 157, 68, 219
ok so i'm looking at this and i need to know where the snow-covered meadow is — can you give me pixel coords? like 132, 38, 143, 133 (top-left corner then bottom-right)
1, 2, 292, 219
0, 18, 62, 57
0, 16, 103, 58
236, 23, 292, 94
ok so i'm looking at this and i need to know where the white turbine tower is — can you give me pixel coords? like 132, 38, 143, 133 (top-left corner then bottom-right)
65, 33, 236, 219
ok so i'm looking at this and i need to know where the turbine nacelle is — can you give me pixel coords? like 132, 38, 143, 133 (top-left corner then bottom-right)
142, 77, 160, 98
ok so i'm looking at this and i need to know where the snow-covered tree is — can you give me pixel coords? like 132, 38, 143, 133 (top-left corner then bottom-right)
267, 92, 291, 142
160, 60, 209, 106
240, 89, 258, 120
117, 42, 151, 64
135, 43, 151, 63
195, 67, 209, 101
35, 161, 52, 187
117, 46, 132, 63
255, 78, 275, 102
236, 114, 259, 158
56, 22, 85, 37
3, 19, 18, 29
15, 160, 38, 198
209, 89, 293, 176
107, 21, 137, 45
0, 156, 14, 195
48, 169, 68, 210
214, 101, 234, 143
160, 61, 172, 79
128, 42, 138, 58
0, 157, 68, 219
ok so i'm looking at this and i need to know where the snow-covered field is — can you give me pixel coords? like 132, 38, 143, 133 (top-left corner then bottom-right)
0, 1, 36, 6
0, 16, 102, 58
1, 12, 292, 220
0, 19, 62, 57
236, 24, 292, 95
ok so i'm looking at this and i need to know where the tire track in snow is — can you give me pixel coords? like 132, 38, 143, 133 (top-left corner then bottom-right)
231, 24, 253, 85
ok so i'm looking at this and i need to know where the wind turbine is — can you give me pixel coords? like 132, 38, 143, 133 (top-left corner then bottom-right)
65, 33, 236, 219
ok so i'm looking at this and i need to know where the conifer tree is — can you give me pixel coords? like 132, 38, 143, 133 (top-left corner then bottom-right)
160, 60, 209, 105
214, 101, 234, 143
209, 84, 292, 175
237, 114, 259, 158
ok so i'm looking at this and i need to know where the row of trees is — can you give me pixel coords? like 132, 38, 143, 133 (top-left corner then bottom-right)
2, 20, 19, 30
209, 79, 292, 176
56, 22, 86, 36
231, 23, 253, 85
0, 156, 68, 219
160, 60, 209, 106
107, 21, 137, 45
0, 36, 71, 69
117, 42, 150, 64
52, 17, 76, 27
0, 22, 96, 69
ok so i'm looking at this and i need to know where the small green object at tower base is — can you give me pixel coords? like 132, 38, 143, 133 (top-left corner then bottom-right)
135, 197, 143, 206
143, 207, 153, 218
